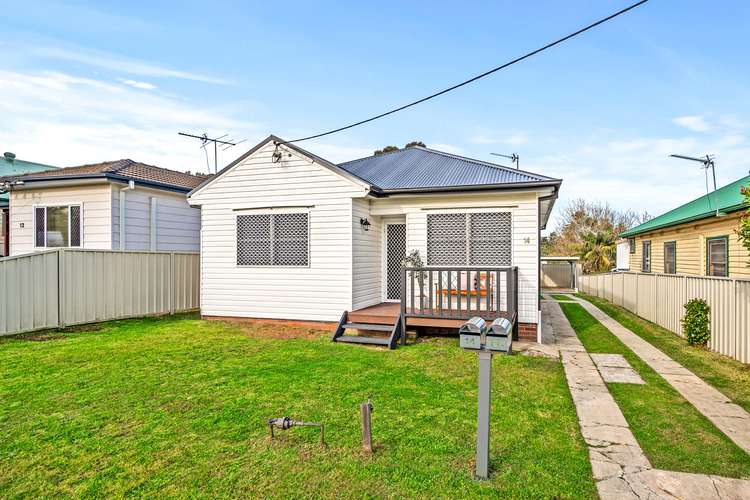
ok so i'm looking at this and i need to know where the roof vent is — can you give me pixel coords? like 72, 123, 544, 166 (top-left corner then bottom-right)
4, 152, 16, 161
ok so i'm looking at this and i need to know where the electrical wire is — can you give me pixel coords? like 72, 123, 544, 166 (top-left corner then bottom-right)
281, 0, 649, 145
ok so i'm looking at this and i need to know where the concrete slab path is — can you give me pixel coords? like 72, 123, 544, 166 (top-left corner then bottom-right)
570, 296, 750, 457
542, 300, 750, 499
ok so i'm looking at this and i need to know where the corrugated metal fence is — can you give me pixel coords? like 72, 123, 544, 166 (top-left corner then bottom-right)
0, 249, 199, 336
579, 272, 750, 364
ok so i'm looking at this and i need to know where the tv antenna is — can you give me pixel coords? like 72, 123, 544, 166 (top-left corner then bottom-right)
178, 132, 245, 174
490, 152, 519, 169
669, 153, 719, 216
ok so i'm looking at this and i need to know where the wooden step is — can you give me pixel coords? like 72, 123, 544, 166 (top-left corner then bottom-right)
335, 335, 391, 346
343, 323, 393, 332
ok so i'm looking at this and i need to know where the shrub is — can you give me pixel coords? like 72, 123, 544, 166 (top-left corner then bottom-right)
681, 299, 710, 345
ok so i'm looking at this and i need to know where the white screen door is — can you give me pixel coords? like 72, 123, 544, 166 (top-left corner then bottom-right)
385, 224, 406, 300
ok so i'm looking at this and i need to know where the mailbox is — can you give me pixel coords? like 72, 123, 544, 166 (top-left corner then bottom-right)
486, 318, 513, 353
459, 316, 486, 350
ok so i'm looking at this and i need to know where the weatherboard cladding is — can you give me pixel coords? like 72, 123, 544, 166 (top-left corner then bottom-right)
337, 146, 556, 191
620, 174, 750, 237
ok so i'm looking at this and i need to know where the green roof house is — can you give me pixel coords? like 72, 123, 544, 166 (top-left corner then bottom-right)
0, 152, 59, 207
619, 174, 750, 278
0, 152, 58, 256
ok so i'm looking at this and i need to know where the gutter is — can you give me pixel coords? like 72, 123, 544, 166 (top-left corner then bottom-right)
369, 179, 562, 197
620, 204, 746, 238
119, 180, 135, 250
10, 173, 194, 194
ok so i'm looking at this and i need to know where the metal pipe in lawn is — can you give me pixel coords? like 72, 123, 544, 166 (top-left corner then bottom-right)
267, 416, 325, 445
360, 398, 373, 453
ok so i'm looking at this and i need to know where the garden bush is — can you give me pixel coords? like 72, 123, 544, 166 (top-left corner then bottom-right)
681, 298, 710, 345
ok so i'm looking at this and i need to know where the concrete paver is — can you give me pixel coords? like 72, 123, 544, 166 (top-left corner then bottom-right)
571, 296, 750, 456
542, 300, 750, 499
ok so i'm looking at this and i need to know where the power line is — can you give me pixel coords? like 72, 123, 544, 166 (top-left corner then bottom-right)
281, 0, 649, 145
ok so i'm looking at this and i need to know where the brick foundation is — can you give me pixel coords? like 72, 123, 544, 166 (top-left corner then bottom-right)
518, 322, 538, 341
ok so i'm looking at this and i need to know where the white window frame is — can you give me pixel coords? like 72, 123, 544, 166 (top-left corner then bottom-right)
235, 207, 311, 268
425, 208, 513, 267
33, 203, 84, 249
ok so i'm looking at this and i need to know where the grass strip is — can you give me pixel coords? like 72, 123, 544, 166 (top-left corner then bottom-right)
560, 302, 750, 478
576, 292, 750, 413
550, 294, 575, 301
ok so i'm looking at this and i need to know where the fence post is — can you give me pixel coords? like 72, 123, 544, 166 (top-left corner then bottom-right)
57, 249, 65, 328
170, 252, 176, 315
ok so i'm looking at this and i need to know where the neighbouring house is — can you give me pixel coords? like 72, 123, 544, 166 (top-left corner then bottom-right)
620, 174, 750, 278
0, 159, 209, 256
188, 135, 561, 344
0, 152, 59, 256
615, 239, 630, 270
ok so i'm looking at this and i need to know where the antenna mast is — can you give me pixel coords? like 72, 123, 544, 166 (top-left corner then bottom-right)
179, 132, 242, 174
490, 152, 520, 169
669, 153, 719, 216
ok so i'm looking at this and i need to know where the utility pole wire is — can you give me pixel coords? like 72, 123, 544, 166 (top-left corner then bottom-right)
281, 0, 649, 145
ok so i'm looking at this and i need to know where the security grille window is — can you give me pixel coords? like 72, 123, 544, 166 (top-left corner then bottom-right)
641, 240, 651, 272
427, 212, 512, 266
629, 238, 636, 254
34, 205, 82, 248
664, 241, 676, 274
237, 213, 308, 266
706, 236, 728, 277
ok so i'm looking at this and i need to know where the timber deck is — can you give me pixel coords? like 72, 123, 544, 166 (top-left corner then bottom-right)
348, 302, 511, 329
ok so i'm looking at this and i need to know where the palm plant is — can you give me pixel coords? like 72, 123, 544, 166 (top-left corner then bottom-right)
578, 230, 617, 273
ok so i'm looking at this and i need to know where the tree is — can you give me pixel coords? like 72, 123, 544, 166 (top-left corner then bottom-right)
736, 184, 750, 265
374, 145, 399, 156
543, 199, 651, 272
578, 230, 617, 273
374, 141, 426, 156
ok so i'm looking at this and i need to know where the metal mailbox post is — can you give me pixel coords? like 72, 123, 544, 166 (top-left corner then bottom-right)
459, 316, 513, 480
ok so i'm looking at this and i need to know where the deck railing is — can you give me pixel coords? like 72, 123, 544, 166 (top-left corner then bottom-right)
401, 266, 518, 324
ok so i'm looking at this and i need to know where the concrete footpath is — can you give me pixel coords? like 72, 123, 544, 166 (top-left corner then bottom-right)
543, 300, 750, 499
572, 296, 750, 456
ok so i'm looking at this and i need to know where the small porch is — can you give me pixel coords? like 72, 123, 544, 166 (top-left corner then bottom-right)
333, 266, 519, 348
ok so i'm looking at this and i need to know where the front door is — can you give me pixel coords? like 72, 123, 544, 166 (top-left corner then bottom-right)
385, 223, 406, 300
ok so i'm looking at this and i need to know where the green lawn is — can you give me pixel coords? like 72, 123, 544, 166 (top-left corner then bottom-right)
0, 315, 595, 498
560, 303, 750, 478
550, 294, 574, 301
576, 292, 750, 413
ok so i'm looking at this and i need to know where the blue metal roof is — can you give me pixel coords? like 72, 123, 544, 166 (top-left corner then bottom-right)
337, 146, 559, 192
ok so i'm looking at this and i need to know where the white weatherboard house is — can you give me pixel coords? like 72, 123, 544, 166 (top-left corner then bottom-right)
2, 160, 206, 256
188, 135, 561, 347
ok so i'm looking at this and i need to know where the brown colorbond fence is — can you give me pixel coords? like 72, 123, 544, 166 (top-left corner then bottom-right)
0, 249, 199, 336
579, 272, 750, 364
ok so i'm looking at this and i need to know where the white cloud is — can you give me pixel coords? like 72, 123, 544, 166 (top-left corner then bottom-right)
119, 78, 157, 90
32, 46, 230, 85
672, 115, 711, 132
531, 132, 750, 234
0, 70, 256, 173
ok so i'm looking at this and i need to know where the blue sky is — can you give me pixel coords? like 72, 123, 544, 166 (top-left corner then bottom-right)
1, 0, 749, 230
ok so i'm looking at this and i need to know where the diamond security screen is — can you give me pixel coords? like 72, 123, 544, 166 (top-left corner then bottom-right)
237, 213, 308, 266
272, 213, 309, 266
386, 223, 406, 300
427, 213, 467, 266
427, 212, 511, 266
469, 212, 511, 266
